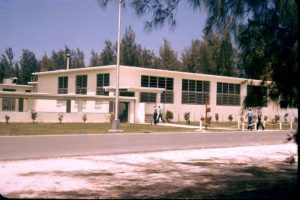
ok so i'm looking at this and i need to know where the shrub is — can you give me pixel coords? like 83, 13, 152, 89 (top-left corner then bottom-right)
5, 115, 10, 124
58, 113, 64, 124
31, 110, 38, 123
82, 114, 87, 123
215, 113, 219, 122
184, 112, 190, 124
110, 112, 115, 123
165, 110, 174, 122
228, 114, 233, 122
274, 115, 280, 123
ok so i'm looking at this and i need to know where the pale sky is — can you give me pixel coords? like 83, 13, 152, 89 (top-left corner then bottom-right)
0, 0, 207, 64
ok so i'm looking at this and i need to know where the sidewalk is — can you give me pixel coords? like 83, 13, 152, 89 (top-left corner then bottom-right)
0, 143, 297, 199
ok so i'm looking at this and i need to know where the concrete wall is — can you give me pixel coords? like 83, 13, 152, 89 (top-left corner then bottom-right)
35, 99, 109, 113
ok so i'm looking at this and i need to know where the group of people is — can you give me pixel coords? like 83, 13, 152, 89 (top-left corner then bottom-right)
151, 106, 265, 129
153, 105, 165, 124
245, 108, 265, 130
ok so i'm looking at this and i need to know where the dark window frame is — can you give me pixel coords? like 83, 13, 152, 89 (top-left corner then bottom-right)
181, 79, 210, 105
141, 75, 174, 104
76, 75, 87, 95
140, 92, 157, 103
58, 76, 68, 94
96, 73, 110, 96
217, 82, 241, 106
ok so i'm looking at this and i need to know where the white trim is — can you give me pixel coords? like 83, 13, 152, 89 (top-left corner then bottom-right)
0, 91, 136, 102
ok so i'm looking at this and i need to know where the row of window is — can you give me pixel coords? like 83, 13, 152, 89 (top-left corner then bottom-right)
56, 74, 267, 107
140, 77, 242, 106
58, 74, 110, 95
141, 75, 174, 104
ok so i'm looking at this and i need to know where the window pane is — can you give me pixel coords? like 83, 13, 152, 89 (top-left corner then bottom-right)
140, 92, 156, 103
76, 75, 87, 94
204, 93, 210, 104
140, 93, 148, 102
158, 77, 165, 88
82, 76, 87, 87
229, 84, 234, 94
223, 83, 228, 93
217, 83, 222, 93
104, 74, 109, 86
235, 84, 240, 94
196, 81, 202, 92
203, 81, 210, 92
196, 93, 202, 104
149, 93, 157, 102
217, 94, 222, 105
58, 77, 68, 94
141, 76, 149, 87
189, 80, 196, 91
161, 91, 173, 103
166, 78, 173, 90
182, 79, 188, 91
97, 74, 103, 87
150, 76, 157, 88
2, 97, 15, 111
182, 91, 189, 104
189, 92, 196, 104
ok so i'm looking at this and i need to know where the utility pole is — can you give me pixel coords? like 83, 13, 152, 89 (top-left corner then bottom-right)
110, 0, 123, 132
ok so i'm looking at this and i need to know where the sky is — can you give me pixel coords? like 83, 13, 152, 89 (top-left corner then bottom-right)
0, 0, 207, 65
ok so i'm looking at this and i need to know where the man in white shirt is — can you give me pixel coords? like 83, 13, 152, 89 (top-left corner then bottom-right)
157, 105, 165, 123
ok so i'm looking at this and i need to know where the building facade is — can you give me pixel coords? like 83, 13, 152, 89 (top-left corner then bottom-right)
0, 65, 298, 123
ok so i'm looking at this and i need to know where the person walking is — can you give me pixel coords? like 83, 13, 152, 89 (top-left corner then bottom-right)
256, 109, 265, 130
246, 108, 254, 130
153, 105, 158, 124
157, 105, 165, 123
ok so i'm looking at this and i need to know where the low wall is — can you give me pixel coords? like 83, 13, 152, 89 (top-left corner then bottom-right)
0, 112, 110, 123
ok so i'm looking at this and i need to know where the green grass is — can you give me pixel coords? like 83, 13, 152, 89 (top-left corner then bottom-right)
1, 121, 297, 136
0, 122, 196, 136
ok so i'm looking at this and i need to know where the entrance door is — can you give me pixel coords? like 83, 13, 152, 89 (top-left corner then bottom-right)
18, 98, 24, 112
119, 102, 129, 123
109, 102, 129, 123
66, 100, 71, 113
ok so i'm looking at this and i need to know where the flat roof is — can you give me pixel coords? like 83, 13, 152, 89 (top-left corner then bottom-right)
32, 65, 268, 84
0, 84, 34, 89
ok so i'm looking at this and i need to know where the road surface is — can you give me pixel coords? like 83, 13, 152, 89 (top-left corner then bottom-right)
0, 130, 295, 161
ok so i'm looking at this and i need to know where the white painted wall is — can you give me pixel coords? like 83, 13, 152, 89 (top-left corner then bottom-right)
3, 65, 296, 123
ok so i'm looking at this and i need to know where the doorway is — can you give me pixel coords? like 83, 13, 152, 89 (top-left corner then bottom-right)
119, 102, 129, 122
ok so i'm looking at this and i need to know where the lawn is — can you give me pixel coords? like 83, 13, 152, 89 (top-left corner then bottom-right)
1, 121, 297, 136
0, 122, 196, 136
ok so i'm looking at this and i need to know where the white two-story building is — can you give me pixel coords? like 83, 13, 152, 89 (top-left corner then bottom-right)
0, 65, 298, 123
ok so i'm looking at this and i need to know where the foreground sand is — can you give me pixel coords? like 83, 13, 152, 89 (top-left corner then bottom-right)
1, 143, 298, 199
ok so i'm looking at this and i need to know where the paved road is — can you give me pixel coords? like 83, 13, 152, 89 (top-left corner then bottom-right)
0, 130, 295, 161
